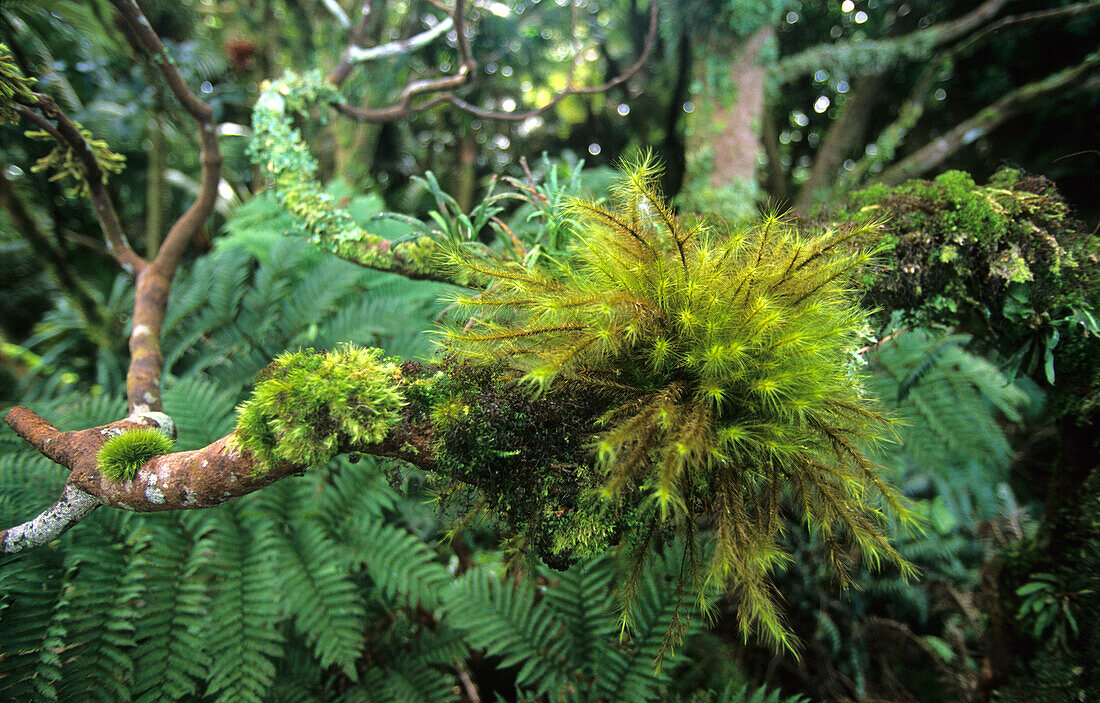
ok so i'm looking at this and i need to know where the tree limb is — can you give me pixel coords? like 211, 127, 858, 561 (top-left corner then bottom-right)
774, 0, 1010, 83
879, 56, 1100, 185
0, 484, 100, 555
845, 1, 1100, 188
14, 100, 146, 274
109, 0, 224, 414
331, 0, 657, 123
0, 169, 116, 344
0, 380, 437, 556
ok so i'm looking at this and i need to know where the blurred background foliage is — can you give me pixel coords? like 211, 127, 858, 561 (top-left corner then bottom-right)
1, 0, 1098, 701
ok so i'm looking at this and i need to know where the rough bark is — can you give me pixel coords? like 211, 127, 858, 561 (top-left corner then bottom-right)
697, 27, 774, 189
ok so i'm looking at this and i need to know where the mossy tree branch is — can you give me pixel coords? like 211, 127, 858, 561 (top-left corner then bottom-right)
0, 366, 438, 555
879, 55, 1100, 186
772, 0, 1010, 84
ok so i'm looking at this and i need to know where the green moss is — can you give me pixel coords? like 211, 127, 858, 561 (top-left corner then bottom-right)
829, 167, 1099, 417
97, 428, 176, 482
443, 156, 916, 651
0, 43, 36, 123
249, 71, 446, 279
414, 358, 642, 570
234, 345, 405, 473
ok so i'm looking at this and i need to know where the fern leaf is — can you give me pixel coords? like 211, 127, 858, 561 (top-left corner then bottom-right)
200, 507, 284, 703
130, 520, 212, 703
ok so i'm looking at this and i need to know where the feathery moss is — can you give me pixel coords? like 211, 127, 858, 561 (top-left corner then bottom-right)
233, 345, 405, 474
442, 154, 917, 652
97, 428, 176, 482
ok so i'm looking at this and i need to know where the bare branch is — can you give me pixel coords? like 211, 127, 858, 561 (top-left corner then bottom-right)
346, 16, 454, 64
321, 0, 352, 28
333, 0, 657, 123
14, 100, 146, 274
108, 0, 224, 414
845, 1, 1100, 188
329, 0, 381, 85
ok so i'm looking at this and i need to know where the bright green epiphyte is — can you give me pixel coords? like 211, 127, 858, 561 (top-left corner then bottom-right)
234, 345, 405, 473
0, 43, 36, 123
97, 428, 176, 482
249, 71, 444, 277
443, 154, 917, 652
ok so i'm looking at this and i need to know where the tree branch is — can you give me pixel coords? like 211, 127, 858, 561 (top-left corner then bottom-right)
0, 484, 100, 555
879, 56, 1100, 186
0, 169, 116, 344
844, 2, 1100, 189
331, 0, 657, 123
0, 377, 437, 556
14, 100, 146, 274
108, 0, 224, 414
774, 0, 1010, 83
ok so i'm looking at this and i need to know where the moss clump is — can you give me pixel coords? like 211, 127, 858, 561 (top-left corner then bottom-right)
97, 428, 176, 482
828, 168, 1099, 416
443, 155, 915, 651
0, 43, 36, 123
409, 358, 647, 570
234, 345, 405, 473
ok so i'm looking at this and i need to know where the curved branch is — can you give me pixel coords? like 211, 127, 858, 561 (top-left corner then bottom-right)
14, 100, 145, 274
0, 398, 435, 556
844, 0, 1100, 188
334, 0, 657, 123
109, 0, 224, 414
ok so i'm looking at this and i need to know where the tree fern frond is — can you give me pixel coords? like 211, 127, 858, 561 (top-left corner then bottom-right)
355, 519, 451, 610
200, 507, 284, 703
251, 481, 366, 678
446, 569, 567, 694
130, 520, 211, 703
53, 515, 140, 703
0, 547, 67, 701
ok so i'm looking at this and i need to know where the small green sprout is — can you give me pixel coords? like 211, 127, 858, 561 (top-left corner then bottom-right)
97, 428, 176, 482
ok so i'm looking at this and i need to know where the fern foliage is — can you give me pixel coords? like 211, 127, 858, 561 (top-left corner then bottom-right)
443, 155, 916, 651
867, 329, 1031, 518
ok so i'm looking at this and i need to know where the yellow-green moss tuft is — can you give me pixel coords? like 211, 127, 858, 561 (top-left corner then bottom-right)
234, 345, 405, 473
97, 428, 176, 482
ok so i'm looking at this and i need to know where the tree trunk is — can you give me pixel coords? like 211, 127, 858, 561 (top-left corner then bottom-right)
794, 73, 886, 213
681, 26, 773, 219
